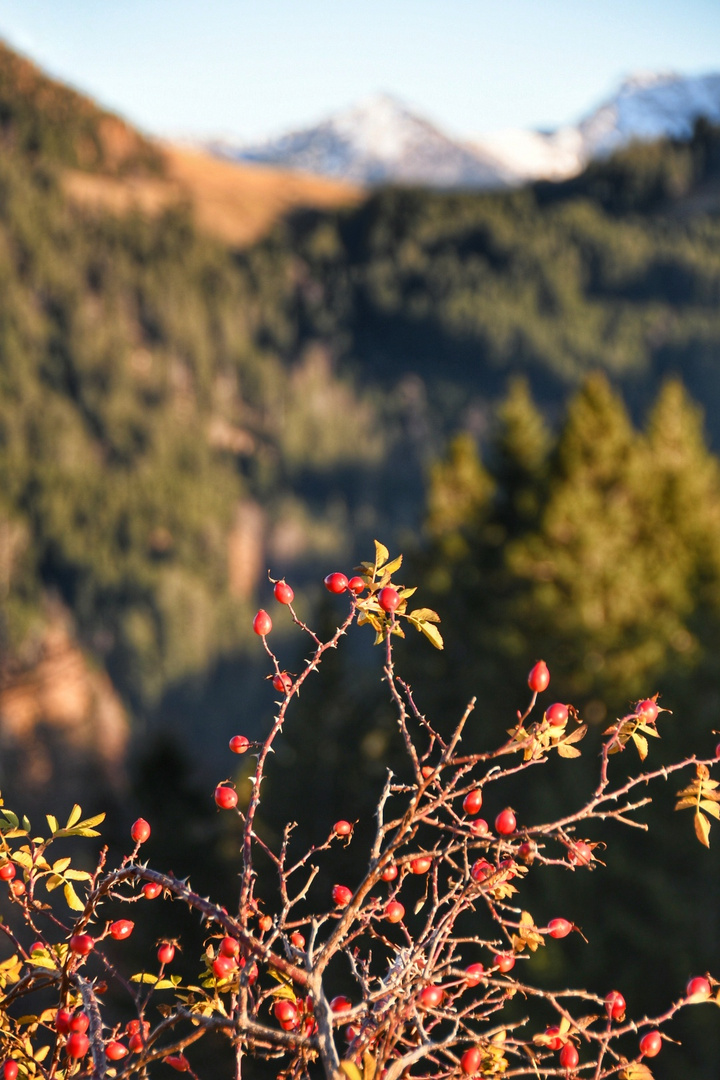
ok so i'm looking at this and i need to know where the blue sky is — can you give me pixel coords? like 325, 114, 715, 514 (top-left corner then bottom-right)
0, 1, 718, 140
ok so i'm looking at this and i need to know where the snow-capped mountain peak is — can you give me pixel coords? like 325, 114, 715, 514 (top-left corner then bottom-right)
208, 93, 513, 190
203, 70, 720, 190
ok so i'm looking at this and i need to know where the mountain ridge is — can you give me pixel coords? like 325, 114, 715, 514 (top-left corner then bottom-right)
206, 71, 720, 188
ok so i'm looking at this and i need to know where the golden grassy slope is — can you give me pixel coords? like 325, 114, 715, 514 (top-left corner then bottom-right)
63, 143, 363, 247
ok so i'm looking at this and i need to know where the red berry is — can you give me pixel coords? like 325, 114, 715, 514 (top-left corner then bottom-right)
686, 976, 712, 1000
470, 818, 489, 835
377, 586, 400, 613
9, 880, 24, 897
605, 990, 626, 1020
715, 741, 720, 759
568, 841, 593, 866
258, 914, 273, 932
0, 862, 15, 881
528, 661, 550, 693
559, 1043, 579, 1068
126, 1020, 149, 1037
220, 936, 240, 958
463, 789, 483, 815
347, 576, 365, 594
332, 884, 353, 907
421, 765, 435, 778
128, 1032, 144, 1052
157, 942, 175, 964
493, 953, 515, 973
381, 863, 398, 881
470, 859, 492, 882
544, 1026, 563, 1051
465, 962, 485, 986
252, 609, 272, 635
110, 919, 134, 941
106, 1041, 128, 1060
637, 698, 659, 723
30, 941, 44, 952
272, 672, 293, 694
546, 702, 568, 725
69, 933, 94, 957
165, 1055, 190, 1071
345, 1025, 359, 1041
461, 1047, 482, 1075
639, 1031, 662, 1057
69, 1012, 89, 1033
273, 1000, 297, 1024
518, 840, 536, 862
333, 820, 353, 836
419, 985, 444, 1008
213, 954, 236, 979
143, 882, 162, 899
291, 931, 305, 948
215, 784, 238, 810
56, 1009, 73, 1034
274, 580, 294, 605
324, 572, 348, 594
67, 1033, 90, 1058
385, 901, 405, 923
410, 856, 432, 874
229, 734, 250, 753
3, 1063, 18, 1080
548, 918, 573, 939
330, 995, 352, 1014
495, 808, 516, 835
131, 818, 151, 844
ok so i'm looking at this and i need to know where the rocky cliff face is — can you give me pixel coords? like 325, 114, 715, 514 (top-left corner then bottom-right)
0, 614, 129, 814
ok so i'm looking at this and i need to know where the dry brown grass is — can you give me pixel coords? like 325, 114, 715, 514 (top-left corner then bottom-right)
63, 143, 363, 246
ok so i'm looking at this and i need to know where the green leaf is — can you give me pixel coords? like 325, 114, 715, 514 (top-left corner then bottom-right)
63, 882, 85, 912
66, 805, 83, 829
419, 622, 444, 650
1, 811, 19, 829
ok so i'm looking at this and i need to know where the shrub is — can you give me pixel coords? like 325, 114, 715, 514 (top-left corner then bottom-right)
0, 542, 717, 1079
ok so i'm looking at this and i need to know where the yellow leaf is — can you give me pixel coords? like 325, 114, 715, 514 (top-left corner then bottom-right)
131, 972, 158, 984
63, 882, 85, 912
52, 857, 72, 874
408, 607, 440, 623
381, 555, 403, 577
34, 1046, 51, 1063
419, 622, 444, 650
675, 797, 697, 811
695, 810, 711, 847
66, 805, 83, 829
557, 743, 581, 758
700, 799, 720, 819
373, 540, 389, 570
363, 1053, 377, 1080
341, 1062, 363, 1080
632, 733, 649, 761
46, 815, 59, 834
